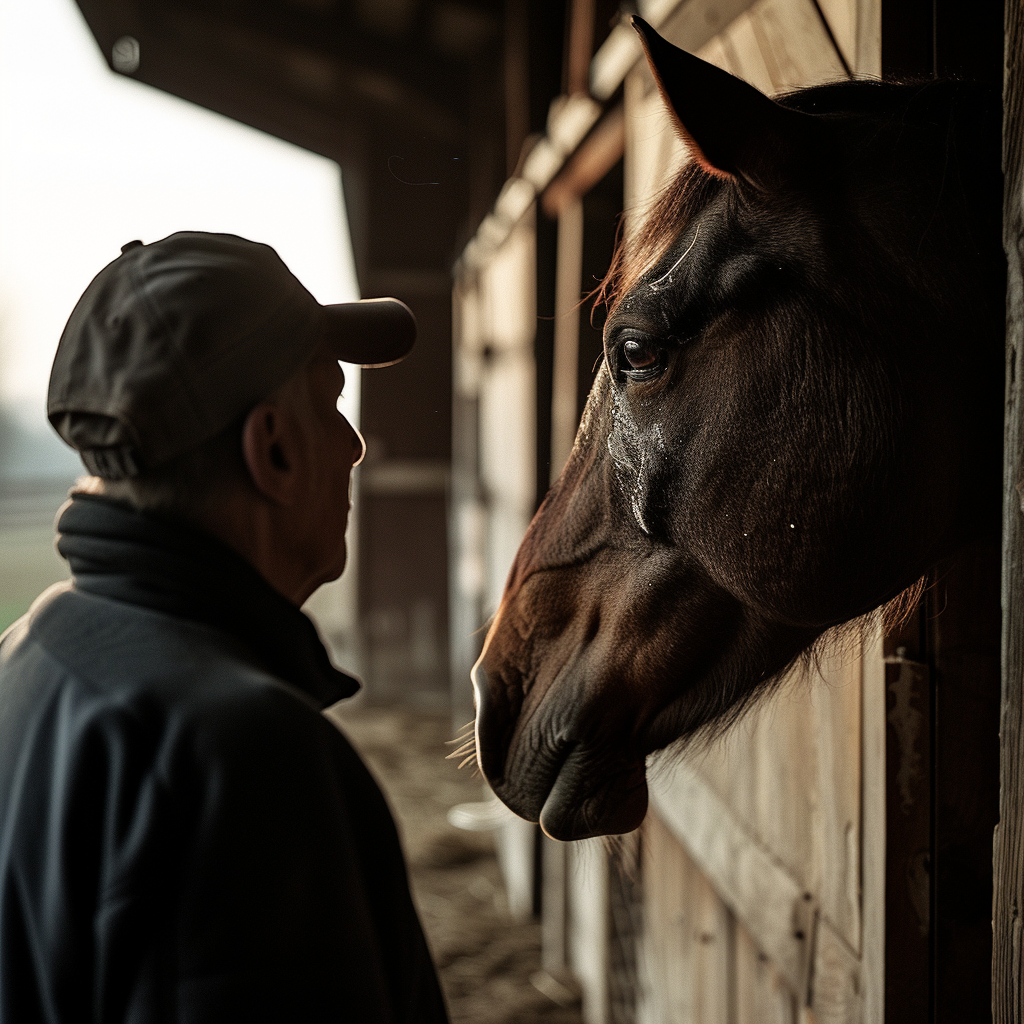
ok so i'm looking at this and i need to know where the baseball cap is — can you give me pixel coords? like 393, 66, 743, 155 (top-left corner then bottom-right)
47, 231, 416, 480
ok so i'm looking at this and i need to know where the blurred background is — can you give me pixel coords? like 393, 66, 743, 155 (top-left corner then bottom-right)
0, 0, 1005, 1022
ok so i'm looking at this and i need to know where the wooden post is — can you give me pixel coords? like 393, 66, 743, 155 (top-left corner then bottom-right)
996, 0, 1024, 1018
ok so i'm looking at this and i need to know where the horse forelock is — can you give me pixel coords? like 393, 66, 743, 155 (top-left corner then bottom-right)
596, 162, 721, 321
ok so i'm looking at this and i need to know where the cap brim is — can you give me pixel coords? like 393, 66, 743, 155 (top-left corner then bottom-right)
321, 297, 416, 368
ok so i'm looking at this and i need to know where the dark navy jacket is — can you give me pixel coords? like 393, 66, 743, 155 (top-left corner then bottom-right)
0, 494, 448, 1023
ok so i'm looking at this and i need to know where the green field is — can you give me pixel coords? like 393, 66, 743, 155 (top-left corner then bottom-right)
0, 523, 70, 632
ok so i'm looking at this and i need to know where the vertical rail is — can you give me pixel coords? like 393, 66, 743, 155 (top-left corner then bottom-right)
996, 0, 1024, 1018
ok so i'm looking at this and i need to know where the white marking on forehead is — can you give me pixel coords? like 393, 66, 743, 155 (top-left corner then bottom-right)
648, 223, 700, 293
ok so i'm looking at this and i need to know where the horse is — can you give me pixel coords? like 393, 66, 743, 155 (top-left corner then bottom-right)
466, 17, 1006, 841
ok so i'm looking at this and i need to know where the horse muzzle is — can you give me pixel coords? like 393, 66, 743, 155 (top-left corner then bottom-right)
473, 660, 649, 840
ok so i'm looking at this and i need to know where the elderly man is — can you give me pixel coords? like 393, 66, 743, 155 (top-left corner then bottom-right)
0, 232, 449, 1022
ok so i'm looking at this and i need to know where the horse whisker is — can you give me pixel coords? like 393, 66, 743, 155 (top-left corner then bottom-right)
444, 722, 476, 746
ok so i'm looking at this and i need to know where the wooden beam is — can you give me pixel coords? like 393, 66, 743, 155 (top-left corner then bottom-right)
996, 0, 1024, 1018
541, 105, 624, 218
566, 0, 596, 94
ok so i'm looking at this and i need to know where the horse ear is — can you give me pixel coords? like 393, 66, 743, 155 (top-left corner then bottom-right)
632, 16, 810, 184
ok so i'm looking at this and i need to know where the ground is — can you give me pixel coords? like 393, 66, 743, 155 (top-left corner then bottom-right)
329, 701, 583, 1024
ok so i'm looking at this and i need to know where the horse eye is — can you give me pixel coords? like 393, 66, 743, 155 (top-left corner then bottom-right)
623, 337, 658, 370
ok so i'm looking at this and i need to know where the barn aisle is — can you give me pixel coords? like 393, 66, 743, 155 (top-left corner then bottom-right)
330, 702, 583, 1024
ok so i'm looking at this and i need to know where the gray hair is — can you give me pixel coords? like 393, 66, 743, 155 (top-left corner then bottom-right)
74, 414, 248, 517
74, 345, 321, 518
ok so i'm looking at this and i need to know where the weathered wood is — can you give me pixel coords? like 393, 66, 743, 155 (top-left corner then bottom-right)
494, 815, 538, 922
567, 838, 610, 1024
649, 759, 816, 998
736, 921, 799, 1024
810, 648, 863, 954
550, 198, 584, 481
815, 0, 857, 70
638, 812, 697, 1024
621, 65, 685, 236
716, 10, 780, 93
542, 835, 570, 974
692, 871, 734, 1023
542, 106, 625, 219
809, 917, 861, 1024
860, 626, 886, 1024
741, 0, 847, 91
997, 0, 1024, 1017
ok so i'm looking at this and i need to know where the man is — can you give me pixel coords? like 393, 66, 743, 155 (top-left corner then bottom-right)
0, 232, 449, 1022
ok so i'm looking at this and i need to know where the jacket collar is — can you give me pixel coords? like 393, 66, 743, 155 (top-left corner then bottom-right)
56, 492, 360, 708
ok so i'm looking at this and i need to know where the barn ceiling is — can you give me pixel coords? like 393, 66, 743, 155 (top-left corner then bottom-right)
72, 0, 512, 291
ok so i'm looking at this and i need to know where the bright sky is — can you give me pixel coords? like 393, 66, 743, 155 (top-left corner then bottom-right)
0, 0, 360, 472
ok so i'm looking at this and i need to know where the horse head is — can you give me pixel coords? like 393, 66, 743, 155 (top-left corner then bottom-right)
473, 19, 1005, 840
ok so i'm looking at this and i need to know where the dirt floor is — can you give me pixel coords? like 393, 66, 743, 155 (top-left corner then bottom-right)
329, 701, 584, 1024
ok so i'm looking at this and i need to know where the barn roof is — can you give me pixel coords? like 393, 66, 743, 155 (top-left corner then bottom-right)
72, 0, 508, 294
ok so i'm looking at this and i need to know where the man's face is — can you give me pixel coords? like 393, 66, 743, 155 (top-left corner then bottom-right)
299, 346, 365, 586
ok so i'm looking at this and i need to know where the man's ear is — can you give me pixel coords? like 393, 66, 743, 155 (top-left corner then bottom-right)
241, 402, 305, 505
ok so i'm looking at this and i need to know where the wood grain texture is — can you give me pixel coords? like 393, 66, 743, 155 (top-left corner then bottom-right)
649, 760, 816, 998
859, 626, 885, 1024
744, 0, 847, 90
810, 917, 861, 1024
810, 649, 863, 953
735, 921, 799, 1024
692, 871, 734, 1023
637, 812, 696, 1024
567, 839, 610, 1024
997, 0, 1024, 1018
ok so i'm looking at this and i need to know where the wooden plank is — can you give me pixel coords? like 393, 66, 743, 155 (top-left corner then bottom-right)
860, 625, 886, 1024
735, 922, 799, 1024
550, 198, 584, 481
542, 107, 625, 219
692, 872, 734, 1024
997, 0, 1024, 1017
854, 0, 881, 78
745, 0, 848, 92
649, 758, 816, 998
815, 0, 857, 71
809, 916, 861, 1024
700, 675, 817, 919
622, 66, 686, 236
494, 815, 538, 921
717, 10, 779, 93
568, 838, 610, 1024
807, 648, 863, 955
542, 835, 570, 973
637, 811, 695, 1024
607, 833, 643, 1022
